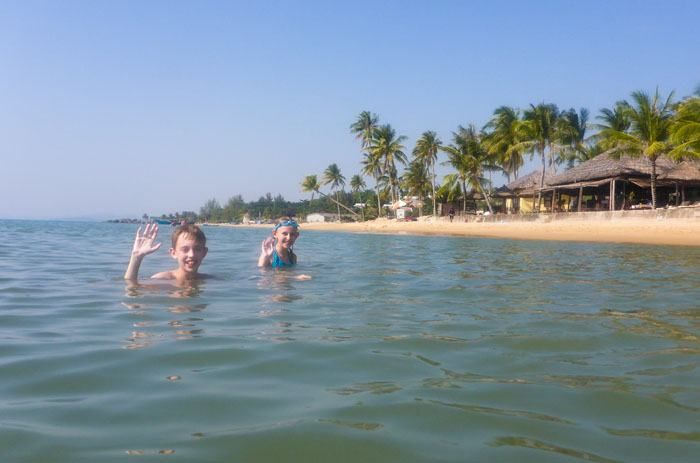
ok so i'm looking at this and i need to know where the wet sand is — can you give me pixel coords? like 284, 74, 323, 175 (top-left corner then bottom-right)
212, 215, 700, 247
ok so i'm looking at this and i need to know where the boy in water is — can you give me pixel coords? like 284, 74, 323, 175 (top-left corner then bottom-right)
124, 223, 210, 283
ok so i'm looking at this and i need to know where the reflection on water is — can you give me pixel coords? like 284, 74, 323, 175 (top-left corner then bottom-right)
126, 448, 176, 456
604, 427, 700, 442
122, 282, 208, 349
422, 368, 529, 388
329, 381, 403, 396
491, 437, 622, 463
426, 398, 576, 424
256, 270, 305, 305
318, 418, 384, 431
0, 221, 699, 463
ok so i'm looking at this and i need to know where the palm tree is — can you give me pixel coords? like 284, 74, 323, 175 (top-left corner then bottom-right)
441, 125, 495, 214
670, 95, 700, 159
350, 174, 367, 220
302, 174, 358, 218
301, 175, 321, 201
483, 106, 524, 182
566, 143, 605, 168
585, 100, 634, 164
350, 111, 380, 151
595, 101, 632, 133
370, 124, 408, 204
351, 111, 381, 218
413, 131, 442, 217
361, 152, 385, 217
401, 159, 430, 216
323, 163, 346, 221
440, 168, 468, 213
558, 107, 591, 166
349, 174, 366, 195
518, 103, 561, 210
436, 173, 464, 207
598, 89, 675, 209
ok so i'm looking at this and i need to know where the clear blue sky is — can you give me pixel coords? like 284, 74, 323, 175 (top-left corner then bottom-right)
2, 0, 698, 219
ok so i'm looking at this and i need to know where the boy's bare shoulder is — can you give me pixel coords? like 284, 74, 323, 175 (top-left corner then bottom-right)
151, 270, 177, 280
150, 271, 215, 280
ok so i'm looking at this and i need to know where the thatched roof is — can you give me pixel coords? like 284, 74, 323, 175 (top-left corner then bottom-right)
505, 170, 556, 193
547, 153, 681, 186
492, 185, 512, 198
659, 159, 700, 181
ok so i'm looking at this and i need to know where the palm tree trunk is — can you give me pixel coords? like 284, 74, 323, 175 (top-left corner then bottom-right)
548, 142, 558, 175
536, 149, 546, 212
375, 182, 382, 217
650, 157, 657, 209
431, 160, 437, 218
480, 184, 494, 214
462, 180, 467, 213
316, 190, 359, 218
360, 193, 365, 221
336, 191, 341, 221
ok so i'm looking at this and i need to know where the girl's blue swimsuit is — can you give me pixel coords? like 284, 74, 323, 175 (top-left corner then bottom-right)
271, 249, 295, 268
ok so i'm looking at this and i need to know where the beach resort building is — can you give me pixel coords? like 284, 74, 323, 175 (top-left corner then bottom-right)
503, 170, 556, 214
503, 154, 700, 213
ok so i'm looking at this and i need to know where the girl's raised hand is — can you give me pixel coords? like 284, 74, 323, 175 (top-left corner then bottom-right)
261, 236, 274, 258
131, 223, 162, 257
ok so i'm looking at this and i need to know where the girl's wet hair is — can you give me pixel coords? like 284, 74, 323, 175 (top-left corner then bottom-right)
171, 224, 207, 248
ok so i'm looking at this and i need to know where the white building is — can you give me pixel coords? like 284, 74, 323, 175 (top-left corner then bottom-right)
395, 207, 413, 220
305, 213, 326, 223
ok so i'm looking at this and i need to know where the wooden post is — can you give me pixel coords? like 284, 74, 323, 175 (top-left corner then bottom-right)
610, 180, 615, 211
675, 183, 680, 206
577, 186, 583, 212
612, 179, 617, 211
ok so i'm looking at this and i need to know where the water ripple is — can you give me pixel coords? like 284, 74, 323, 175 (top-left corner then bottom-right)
1, 221, 699, 462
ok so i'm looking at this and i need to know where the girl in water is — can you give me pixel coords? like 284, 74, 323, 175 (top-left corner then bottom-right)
258, 217, 300, 268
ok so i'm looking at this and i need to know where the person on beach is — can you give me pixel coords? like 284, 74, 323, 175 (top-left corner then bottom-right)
124, 223, 210, 283
258, 217, 300, 268
448, 206, 455, 222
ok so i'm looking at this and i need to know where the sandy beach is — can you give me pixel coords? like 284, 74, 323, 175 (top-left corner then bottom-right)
214, 213, 700, 247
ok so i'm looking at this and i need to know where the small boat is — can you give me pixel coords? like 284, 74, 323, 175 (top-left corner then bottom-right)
156, 219, 174, 225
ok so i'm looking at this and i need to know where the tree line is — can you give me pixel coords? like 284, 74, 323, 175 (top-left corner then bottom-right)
303, 86, 700, 214
155, 190, 372, 224
154, 86, 699, 223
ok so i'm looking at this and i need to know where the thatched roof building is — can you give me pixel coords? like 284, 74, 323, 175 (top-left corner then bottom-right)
541, 153, 700, 211
505, 170, 556, 194
500, 154, 700, 213
547, 153, 700, 188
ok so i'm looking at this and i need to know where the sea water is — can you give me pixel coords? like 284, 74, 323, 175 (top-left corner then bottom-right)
0, 219, 698, 463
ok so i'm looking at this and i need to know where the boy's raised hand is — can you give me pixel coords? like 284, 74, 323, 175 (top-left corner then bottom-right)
131, 223, 162, 257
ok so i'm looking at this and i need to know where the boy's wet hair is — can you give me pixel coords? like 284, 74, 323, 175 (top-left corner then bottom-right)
171, 224, 207, 248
